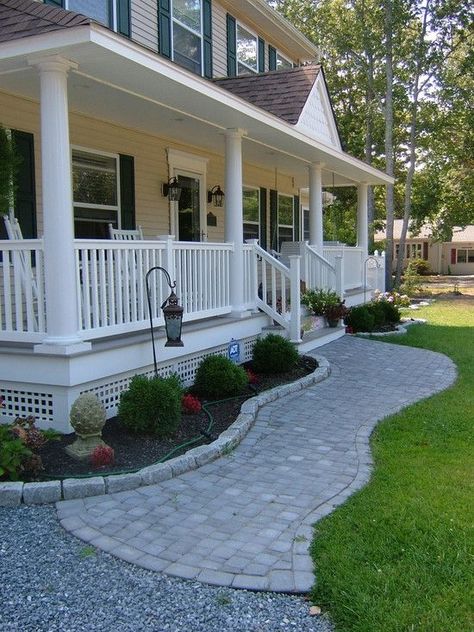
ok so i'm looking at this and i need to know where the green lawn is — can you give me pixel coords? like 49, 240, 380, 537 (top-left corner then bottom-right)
310, 297, 474, 632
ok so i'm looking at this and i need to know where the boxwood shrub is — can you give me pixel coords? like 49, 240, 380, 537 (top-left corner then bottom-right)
193, 355, 248, 399
118, 374, 182, 436
251, 333, 299, 374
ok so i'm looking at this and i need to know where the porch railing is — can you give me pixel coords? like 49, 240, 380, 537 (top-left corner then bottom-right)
75, 239, 233, 339
323, 245, 365, 290
302, 243, 339, 292
0, 240, 46, 341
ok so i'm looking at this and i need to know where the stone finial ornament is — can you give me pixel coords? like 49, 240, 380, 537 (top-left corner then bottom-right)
65, 393, 108, 461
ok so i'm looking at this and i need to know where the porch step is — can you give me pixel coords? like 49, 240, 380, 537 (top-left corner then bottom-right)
298, 325, 345, 353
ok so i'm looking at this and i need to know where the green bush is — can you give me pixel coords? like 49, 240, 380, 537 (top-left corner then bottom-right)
193, 355, 248, 399
378, 299, 401, 324
251, 333, 299, 374
118, 374, 182, 436
369, 301, 386, 329
345, 305, 375, 333
0, 425, 32, 481
405, 258, 431, 276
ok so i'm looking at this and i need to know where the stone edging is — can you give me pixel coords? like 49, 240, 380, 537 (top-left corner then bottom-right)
0, 357, 330, 507
356, 318, 426, 338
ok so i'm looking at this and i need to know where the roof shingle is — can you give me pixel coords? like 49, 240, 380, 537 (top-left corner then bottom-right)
214, 65, 321, 125
0, 0, 91, 44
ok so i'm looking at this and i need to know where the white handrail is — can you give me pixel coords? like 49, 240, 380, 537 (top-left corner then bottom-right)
302, 242, 337, 291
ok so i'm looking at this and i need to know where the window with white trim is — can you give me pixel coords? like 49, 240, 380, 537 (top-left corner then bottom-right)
243, 187, 259, 241
72, 148, 120, 239
457, 248, 474, 263
276, 52, 293, 70
237, 23, 258, 75
67, 1, 116, 29
173, 0, 203, 75
406, 243, 422, 259
278, 194, 294, 249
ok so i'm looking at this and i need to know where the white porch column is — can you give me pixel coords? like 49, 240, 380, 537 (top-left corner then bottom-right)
357, 182, 369, 256
31, 56, 90, 353
225, 128, 249, 317
309, 162, 324, 253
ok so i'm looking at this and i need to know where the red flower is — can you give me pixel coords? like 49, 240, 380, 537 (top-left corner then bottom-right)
246, 369, 259, 385
182, 394, 202, 414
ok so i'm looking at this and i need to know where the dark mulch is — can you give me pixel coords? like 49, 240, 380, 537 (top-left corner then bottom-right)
38, 356, 318, 480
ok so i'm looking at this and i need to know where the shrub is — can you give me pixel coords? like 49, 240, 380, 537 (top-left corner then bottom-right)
251, 333, 299, 374
118, 374, 182, 436
193, 355, 248, 399
90, 445, 115, 469
182, 394, 202, 414
0, 425, 32, 481
378, 299, 401, 324
369, 301, 386, 329
405, 258, 431, 276
345, 305, 375, 333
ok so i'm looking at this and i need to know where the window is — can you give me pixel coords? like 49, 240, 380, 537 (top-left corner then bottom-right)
455, 248, 474, 263
68, 0, 111, 26
276, 52, 293, 70
406, 243, 422, 259
173, 0, 202, 75
303, 208, 310, 242
72, 148, 120, 239
243, 188, 259, 241
278, 194, 294, 249
237, 24, 258, 75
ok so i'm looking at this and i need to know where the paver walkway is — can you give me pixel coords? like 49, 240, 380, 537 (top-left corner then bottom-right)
57, 336, 456, 592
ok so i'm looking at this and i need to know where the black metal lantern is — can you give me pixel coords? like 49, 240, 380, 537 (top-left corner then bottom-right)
162, 289, 184, 347
162, 177, 182, 201
145, 266, 184, 377
207, 184, 225, 207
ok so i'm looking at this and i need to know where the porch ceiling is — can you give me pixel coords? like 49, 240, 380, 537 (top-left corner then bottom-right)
0, 25, 393, 189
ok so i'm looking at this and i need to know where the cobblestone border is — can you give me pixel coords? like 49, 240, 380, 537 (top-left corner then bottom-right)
0, 357, 330, 507
356, 317, 426, 338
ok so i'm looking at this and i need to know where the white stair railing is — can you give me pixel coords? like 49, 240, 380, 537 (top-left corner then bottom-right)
248, 241, 301, 342
302, 242, 341, 293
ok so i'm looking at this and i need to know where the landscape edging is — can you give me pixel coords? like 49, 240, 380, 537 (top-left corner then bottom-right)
356, 318, 426, 338
0, 356, 330, 506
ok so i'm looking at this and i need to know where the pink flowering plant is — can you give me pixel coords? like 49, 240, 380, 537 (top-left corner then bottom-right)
373, 289, 410, 308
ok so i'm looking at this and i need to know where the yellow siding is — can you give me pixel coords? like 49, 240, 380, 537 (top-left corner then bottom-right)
0, 91, 299, 246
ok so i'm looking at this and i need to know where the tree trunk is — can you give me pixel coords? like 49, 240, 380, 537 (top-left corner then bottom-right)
384, 0, 395, 290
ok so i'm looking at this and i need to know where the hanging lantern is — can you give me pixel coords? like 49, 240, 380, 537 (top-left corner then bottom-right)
162, 177, 182, 201
207, 185, 225, 207
162, 290, 184, 347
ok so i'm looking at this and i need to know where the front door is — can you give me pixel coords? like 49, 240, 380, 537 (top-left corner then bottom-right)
177, 174, 202, 241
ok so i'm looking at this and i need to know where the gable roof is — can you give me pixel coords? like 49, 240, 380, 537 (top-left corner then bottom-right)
214, 65, 321, 125
375, 219, 474, 243
0, 0, 91, 44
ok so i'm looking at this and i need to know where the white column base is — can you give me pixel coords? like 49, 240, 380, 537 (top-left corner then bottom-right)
34, 340, 92, 356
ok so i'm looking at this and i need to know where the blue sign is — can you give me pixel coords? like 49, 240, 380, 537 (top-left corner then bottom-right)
228, 340, 240, 363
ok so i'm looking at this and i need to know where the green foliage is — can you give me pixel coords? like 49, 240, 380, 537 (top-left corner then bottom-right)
0, 425, 32, 481
118, 374, 182, 436
0, 125, 20, 215
344, 305, 375, 333
311, 298, 474, 632
251, 334, 299, 374
378, 299, 401, 324
301, 288, 340, 316
399, 270, 423, 296
193, 355, 248, 399
405, 258, 431, 276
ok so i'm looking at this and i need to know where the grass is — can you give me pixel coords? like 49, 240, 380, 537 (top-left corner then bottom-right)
310, 296, 474, 632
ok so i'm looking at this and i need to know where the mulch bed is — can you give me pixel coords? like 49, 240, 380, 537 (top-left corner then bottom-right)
38, 356, 318, 479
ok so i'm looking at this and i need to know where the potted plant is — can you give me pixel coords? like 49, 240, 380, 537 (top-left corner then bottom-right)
324, 300, 348, 327
302, 288, 343, 329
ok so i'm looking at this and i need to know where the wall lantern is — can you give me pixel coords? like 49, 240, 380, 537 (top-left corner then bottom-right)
207, 184, 225, 207
162, 177, 182, 201
145, 266, 184, 377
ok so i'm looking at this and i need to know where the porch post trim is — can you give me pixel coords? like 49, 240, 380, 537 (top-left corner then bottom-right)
309, 162, 324, 254
225, 128, 249, 317
30, 55, 90, 353
357, 182, 369, 256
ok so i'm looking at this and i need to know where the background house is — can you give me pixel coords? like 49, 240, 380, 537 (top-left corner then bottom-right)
375, 220, 474, 275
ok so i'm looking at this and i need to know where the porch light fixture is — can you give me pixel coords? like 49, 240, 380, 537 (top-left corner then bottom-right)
162, 177, 182, 201
207, 185, 225, 207
145, 266, 184, 377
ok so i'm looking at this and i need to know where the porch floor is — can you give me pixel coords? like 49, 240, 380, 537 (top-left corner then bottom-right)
56, 336, 456, 593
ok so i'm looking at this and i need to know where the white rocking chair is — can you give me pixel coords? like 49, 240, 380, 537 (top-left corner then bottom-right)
108, 224, 144, 240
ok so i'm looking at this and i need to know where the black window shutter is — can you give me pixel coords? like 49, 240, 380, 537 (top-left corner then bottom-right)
269, 45, 277, 71
293, 195, 300, 241
203, 0, 213, 78
45, 0, 64, 6
158, 0, 171, 58
11, 130, 37, 239
423, 241, 428, 260
270, 189, 278, 252
226, 14, 236, 77
258, 38, 265, 72
259, 187, 267, 250
119, 154, 135, 229
117, 0, 131, 37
